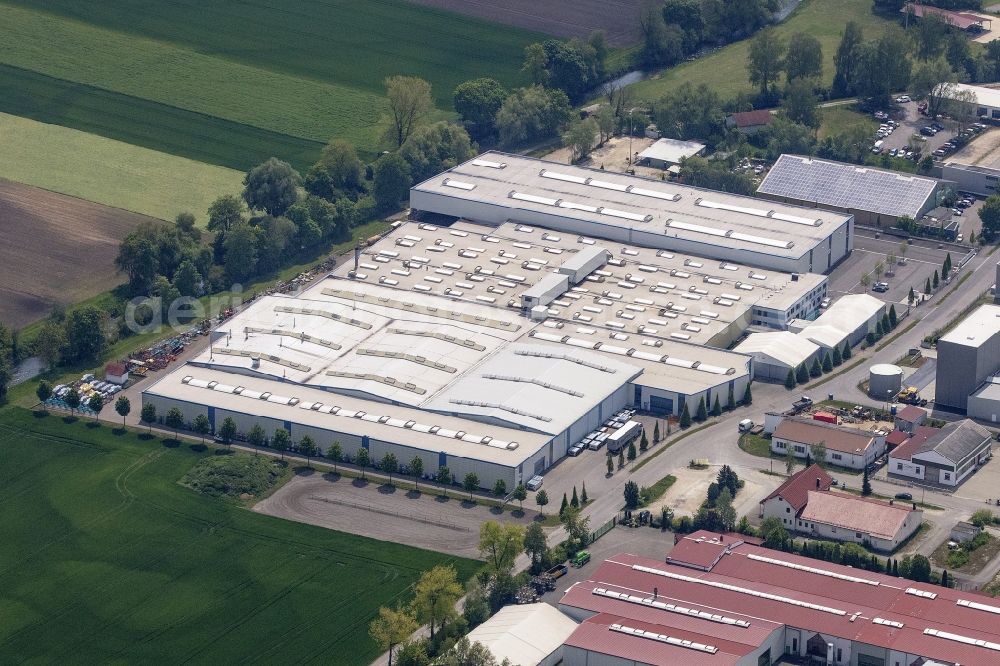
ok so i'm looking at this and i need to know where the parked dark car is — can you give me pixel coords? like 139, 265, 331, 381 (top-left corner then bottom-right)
894, 492, 913, 501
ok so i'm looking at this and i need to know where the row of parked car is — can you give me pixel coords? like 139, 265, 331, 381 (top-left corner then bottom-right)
52, 373, 123, 401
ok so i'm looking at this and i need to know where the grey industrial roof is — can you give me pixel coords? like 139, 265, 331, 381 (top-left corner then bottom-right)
758, 154, 939, 219
914, 419, 992, 465
412, 152, 850, 260
940, 304, 1000, 348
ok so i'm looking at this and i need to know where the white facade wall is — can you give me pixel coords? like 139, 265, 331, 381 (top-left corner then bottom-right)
409, 189, 851, 275
761, 496, 799, 527
140, 395, 524, 491
770, 438, 875, 470
889, 455, 925, 481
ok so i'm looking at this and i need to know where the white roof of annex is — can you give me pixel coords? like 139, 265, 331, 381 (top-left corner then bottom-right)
808, 294, 885, 335
423, 343, 640, 435
940, 304, 1000, 348
735, 331, 818, 368
465, 603, 578, 666
411, 152, 851, 260
143, 366, 549, 466
939, 82, 1000, 110
638, 138, 706, 164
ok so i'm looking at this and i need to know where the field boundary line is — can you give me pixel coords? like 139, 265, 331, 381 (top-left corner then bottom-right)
306, 494, 472, 532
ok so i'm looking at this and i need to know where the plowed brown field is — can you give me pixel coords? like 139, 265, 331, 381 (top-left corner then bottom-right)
0, 179, 154, 328
404, 0, 642, 45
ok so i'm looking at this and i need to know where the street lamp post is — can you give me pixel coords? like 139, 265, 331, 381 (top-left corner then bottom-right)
628, 110, 633, 166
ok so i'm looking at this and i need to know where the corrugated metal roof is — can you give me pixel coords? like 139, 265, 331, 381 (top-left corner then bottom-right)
734, 331, 818, 368
465, 603, 577, 665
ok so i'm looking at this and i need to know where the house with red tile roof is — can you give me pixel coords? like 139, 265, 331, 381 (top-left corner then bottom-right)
725, 109, 773, 135
889, 419, 993, 487
559, 535, 1000, 666
760, 464, 921, 551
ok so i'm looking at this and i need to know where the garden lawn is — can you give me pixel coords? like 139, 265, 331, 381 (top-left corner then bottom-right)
818, 105, 878, 140
0, 407, 479, 664
628, 0, 893, 103
0, 112, 244, 222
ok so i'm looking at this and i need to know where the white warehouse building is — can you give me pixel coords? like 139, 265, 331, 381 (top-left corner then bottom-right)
143, 220, 764, 490
410, 152, 854, 275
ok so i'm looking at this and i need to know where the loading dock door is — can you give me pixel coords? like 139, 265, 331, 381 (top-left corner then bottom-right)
650, 395, 673, 415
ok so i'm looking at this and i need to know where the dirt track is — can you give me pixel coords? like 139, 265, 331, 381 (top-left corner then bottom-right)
403, 0, 642, 46
254, 470, 536, 559
0, 179, 153, 328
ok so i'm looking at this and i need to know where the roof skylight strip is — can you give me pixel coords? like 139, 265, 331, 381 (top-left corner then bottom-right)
609, 624, 718, 654
697, 199, 821, 227
746, 553, 880, 586
630, 186, 681, 202
589, 178, 630, 192
957, 599, 1000, 615
593, 588, 751, 627
510, 191, 559, 206
539, 169, 587, 184
471, 159, 506, 169
448, 398, 552, 422
386, 328, 487, 351
513, 348, 616, 373
923, 628, 1000, 652
632, 564, 847, 616
442, 178, 476, 191
481, 373, 585, 397
873, 617, 904, 628
906, 588, 938, 600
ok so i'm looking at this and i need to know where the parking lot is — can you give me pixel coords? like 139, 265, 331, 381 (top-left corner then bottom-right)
876, 100, 961, 158
827, 231, 965, 304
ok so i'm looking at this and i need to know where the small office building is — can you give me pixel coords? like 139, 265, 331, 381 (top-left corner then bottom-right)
771, 417, 883, 470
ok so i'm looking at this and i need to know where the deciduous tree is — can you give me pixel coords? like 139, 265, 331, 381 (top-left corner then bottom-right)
385, 76, 433, 147
747, 29, 785, 101
411, 565, 463, 640
243, 158, 301, 217
193, 413, 211, 443
369, 606, 418, 666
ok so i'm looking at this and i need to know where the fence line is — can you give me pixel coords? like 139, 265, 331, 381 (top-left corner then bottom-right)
307, 495, 472, 532
590, 517, 616, 544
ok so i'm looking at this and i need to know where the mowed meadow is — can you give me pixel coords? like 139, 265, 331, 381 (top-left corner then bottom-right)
0, 408, 480, 664
0, 0, 544, 168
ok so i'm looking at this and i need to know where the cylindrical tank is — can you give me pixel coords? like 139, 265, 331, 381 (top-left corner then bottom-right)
869, 364, 903, 399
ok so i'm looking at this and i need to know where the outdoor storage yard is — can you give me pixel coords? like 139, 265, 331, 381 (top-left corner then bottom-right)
0, 408, 478, 665
0, 179, 156, 328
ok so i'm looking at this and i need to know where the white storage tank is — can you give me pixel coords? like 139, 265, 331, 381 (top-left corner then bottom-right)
869, 363, 903, 399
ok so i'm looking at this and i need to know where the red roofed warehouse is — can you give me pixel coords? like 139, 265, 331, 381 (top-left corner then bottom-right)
559, 532, 1000, 666
888, 419, 993, 487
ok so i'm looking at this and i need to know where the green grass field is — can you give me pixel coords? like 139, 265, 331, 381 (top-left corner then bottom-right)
0, 1, 542, 167
0, 65, 326, 172
629, 0, 893, 102
0, 407, 479, 664
0, 112, 244, 222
